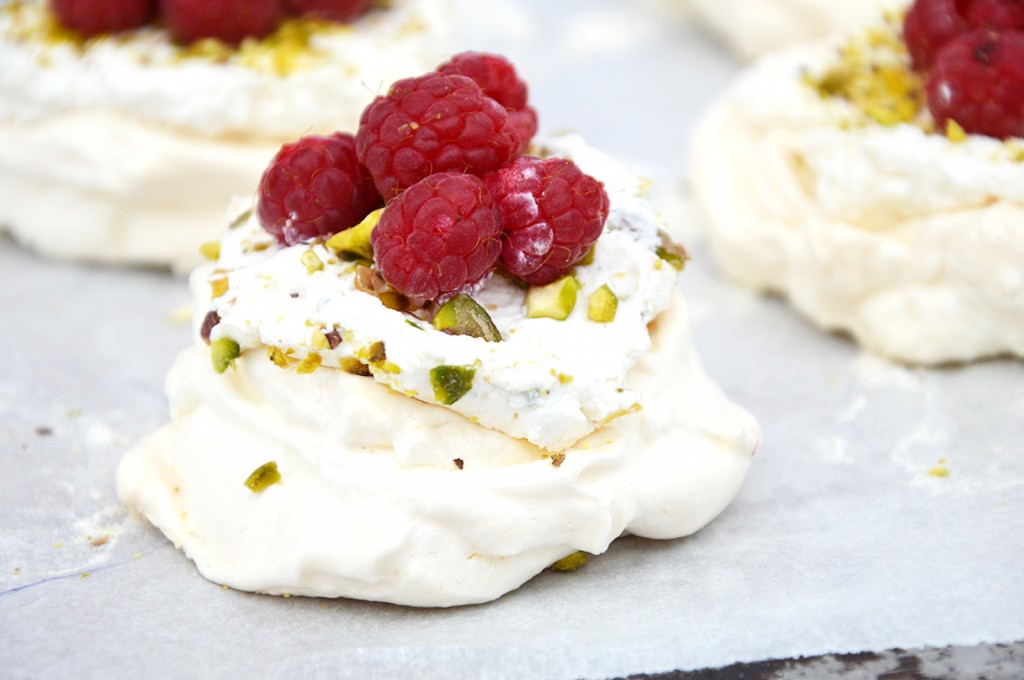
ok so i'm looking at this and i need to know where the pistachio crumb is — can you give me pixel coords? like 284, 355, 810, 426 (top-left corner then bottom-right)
198, 241, 221, 261
244, 461, 281, 492
301, 249, 324, 274
550, 551, 588, 572
946, 119, 967, 143
267, 346, 290, 368
551, 452, 566, 468
430, 365, 476, 405
453, 458, 464, 470
311, 329, 330, 351
210, 275, 229, 299
296, 352, 322, 374
211, 338, 241, 374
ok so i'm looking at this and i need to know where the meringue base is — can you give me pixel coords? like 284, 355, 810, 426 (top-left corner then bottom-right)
117, 292, 759, 607
0, 111, 278, 273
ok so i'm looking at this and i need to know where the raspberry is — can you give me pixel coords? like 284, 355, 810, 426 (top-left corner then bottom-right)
904, 0, 1024, 69
257, 132, 382, 246
160, 0, 281, 45
437, 51, 539, 152
485, 156, 609, 286
371, 172, 502, 300
49, 0, 155, 37
283, 0, 371, 22
355, 73, 519, 201
927, 29, 1024, 139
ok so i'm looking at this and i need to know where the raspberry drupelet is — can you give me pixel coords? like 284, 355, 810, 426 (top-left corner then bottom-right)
437, 51, 539, 152
355, 73, 520, 201
927, 28, 1024, 139
257, 132, 381, 246
371, 172, 502, 300
486, 156, 609, 286
160, 0, 282, 45
49, 0, 155, 37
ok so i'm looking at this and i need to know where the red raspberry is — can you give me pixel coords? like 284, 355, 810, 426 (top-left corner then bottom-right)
283, 0, 371, 22
486, 156, 609, 286
257, 132, 382, 246
437, 51, 539, 153
371, 172, 502, 300
355, 73, 519, 201
160, 0, 282, 45
904, 0, 1024, 69
927, 29, 1024, 139
49, 0, 155, 37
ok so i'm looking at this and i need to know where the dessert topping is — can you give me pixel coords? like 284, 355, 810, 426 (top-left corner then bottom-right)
526, 275, 580, 321
355, 73, 520, 201
210, 337, 241, 374
429, 365, 477, 405
282, 0, 371, 23
588, 285, 618, 323
486, 155, 609, 285
161, 0, 282, 46
257, 132, 381, 247
432, 294, 503, 342
370, 172, 502, 300
926, 28, 1024, 139
243, 461, 281, 492
49, 0, 154, 38
904, 0, 1024, 69
437, 51, 539, 153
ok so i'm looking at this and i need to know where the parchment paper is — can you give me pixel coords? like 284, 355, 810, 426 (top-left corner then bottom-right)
2, 1, 1022, 678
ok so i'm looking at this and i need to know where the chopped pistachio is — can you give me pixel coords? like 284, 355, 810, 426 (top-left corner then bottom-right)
325, 208, 382, 261
229, 207, 254, 229
578, 245, 597, 267
526, 275, 580, 320
946, 119, 967, 143
340, 357, 372, 376
550, 551, 588, 572
300, 249, 324, 274
267, 346, 289, 368
244, 461, 281, 492
310, 329, 330, 351
210, 275, 229, 299
211, 338, 240, 374
198, 241, 221, 261
588, 285, 618, 323
296, 352, 322, 374
366, 341, 386, 364
430, 365, 476, 405
656, 230, 691, 271
433, 294, 503, 341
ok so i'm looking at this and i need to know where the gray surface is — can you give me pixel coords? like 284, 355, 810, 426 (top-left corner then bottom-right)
2, 1, 1023, 678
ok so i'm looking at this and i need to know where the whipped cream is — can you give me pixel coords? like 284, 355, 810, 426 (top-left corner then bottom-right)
692, 34, 1024, 364
688, 0, 897, 58
208, 136, 677, 451
0, 0, 450, 270
118, 136, 760, 606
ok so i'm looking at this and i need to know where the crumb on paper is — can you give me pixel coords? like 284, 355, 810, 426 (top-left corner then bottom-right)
928, 459, 951, 478
90, 535, 110, 547
35, 426, 53, 436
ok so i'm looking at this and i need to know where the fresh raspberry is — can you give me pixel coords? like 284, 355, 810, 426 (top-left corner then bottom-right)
927, 29, 1024, 139
160, 0, 282, 45
257, 132, 382, 246
355, 73, 519, 201
437, 51, 539, 152
49, 0, 155, 37
904, 0, 1024, 69
371, 172, 502, 300
283, 0, 371, 22
486, 156, 609, 286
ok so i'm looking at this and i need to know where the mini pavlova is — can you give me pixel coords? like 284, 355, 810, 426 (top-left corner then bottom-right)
0, 0, 450, 271
693, 0, 1024, 364
118, 53, 760, 607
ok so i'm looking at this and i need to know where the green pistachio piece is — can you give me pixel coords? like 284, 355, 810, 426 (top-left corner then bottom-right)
433, 294, 502, 342
588, 284, 618, 323
198, 241, 221, 261
325, 208, 383, 261
550, 551, 588, 572
577, 245, 597, 267
211, 337, 240, 374
430, 365, 476, 405
526, 275, 580, 321
656, 229, 691, 271
244, 461, 281, 492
